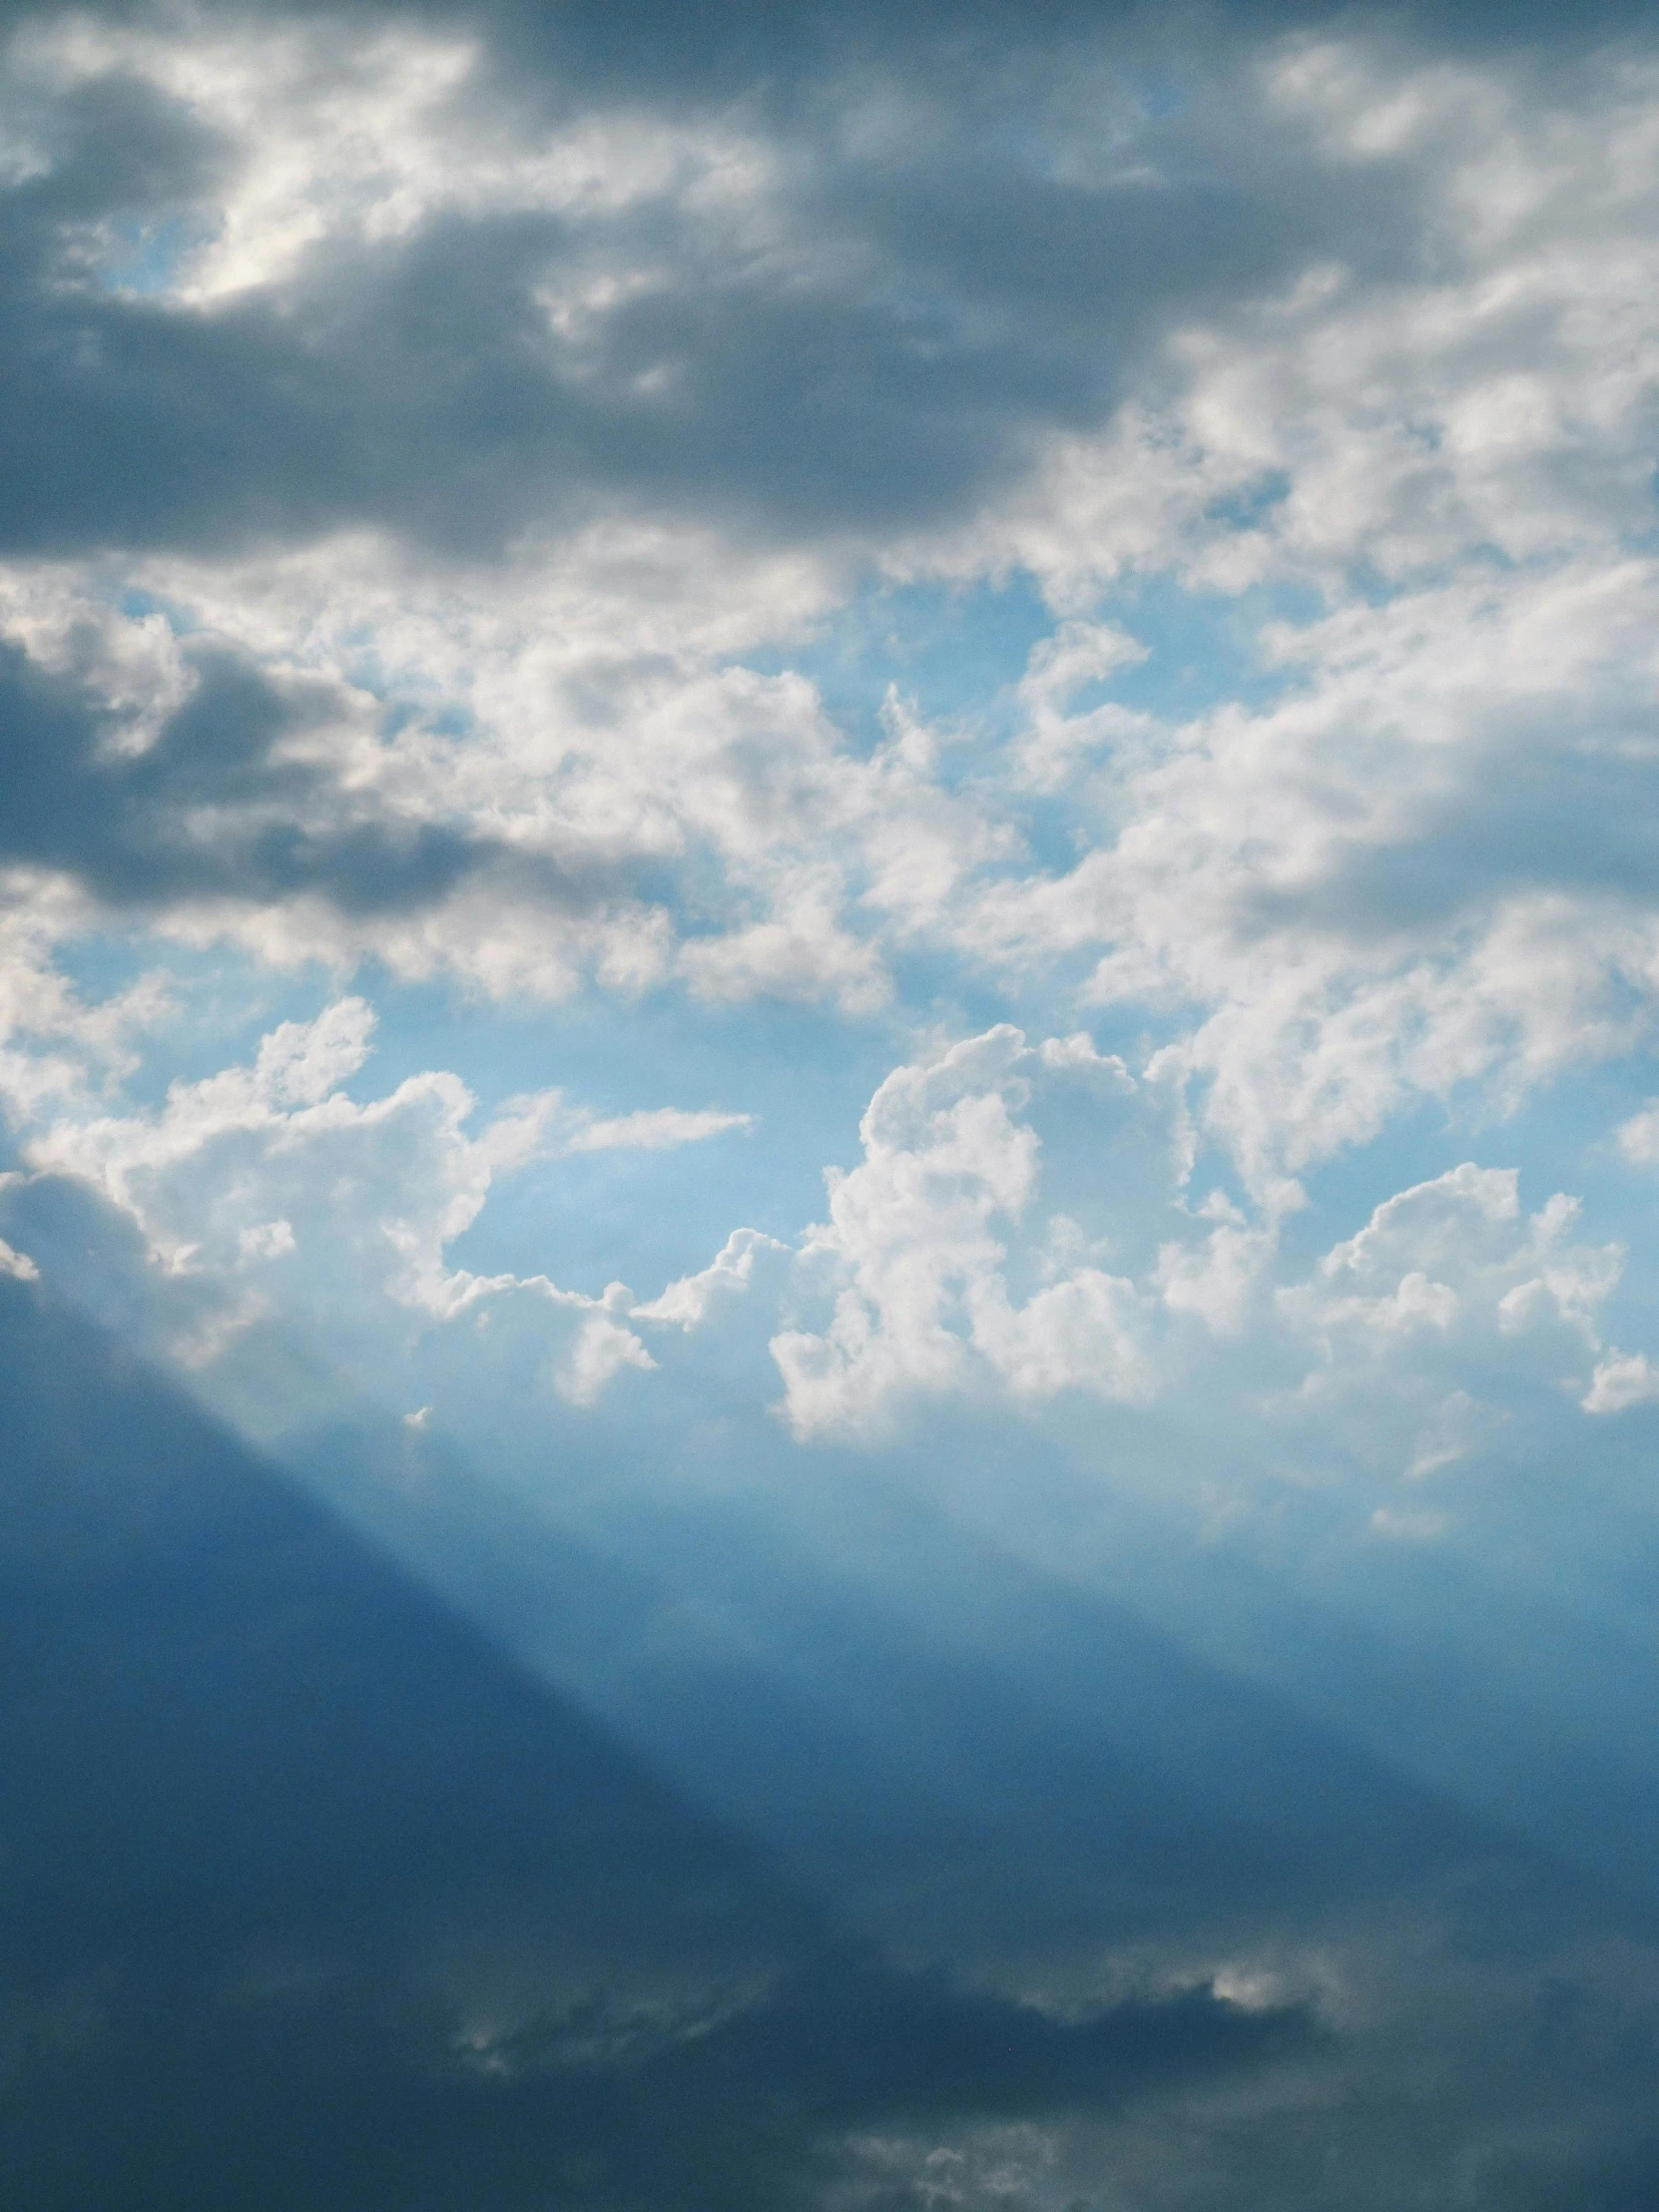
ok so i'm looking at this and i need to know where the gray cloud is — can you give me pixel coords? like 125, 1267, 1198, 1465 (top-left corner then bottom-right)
0, 3, 1446, 567
0, 632, 661, 919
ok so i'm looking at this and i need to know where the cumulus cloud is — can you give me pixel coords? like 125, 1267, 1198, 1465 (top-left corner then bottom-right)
771, 1026, 1148, 1437
1274, 1163, 1623, 1483
10, 974, 1637, 1500
9, 995, 757, 1394
762, 1024, 1638, 1492
927, 556, 1659, 1196
1581, 1350, 1659, 1415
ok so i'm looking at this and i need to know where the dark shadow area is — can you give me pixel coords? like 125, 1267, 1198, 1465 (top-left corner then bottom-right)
1496, 2134, 1659, 2212
0, 1276, 1310, 2210
0, 638, 655, 921
275, 1405, 1594, 1977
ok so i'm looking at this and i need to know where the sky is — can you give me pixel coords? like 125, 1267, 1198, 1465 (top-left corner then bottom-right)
5, 0, 1659, 2205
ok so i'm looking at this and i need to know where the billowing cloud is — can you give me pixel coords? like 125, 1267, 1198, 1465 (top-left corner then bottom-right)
1273, 1163, 1624, 1494
770, 1026, 1149, 1436
7, 997, 757, 1398
1580, 1348, 1659, 1415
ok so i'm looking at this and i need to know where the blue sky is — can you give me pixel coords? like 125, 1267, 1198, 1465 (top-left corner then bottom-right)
5, 2, 1659, 2205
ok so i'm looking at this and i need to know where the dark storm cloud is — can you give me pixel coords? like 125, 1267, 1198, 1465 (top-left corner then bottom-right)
42, 0, 1648, 108
0, 1268, 1312, 2211
2, 0, 1650, 566
0, 632, 651, 916
0, 0, 1452, 566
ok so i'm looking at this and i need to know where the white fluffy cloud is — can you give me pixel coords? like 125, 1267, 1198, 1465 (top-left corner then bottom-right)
935, 553, 1659, 1196
7, 977, 1654, 1508
897, 40, 1659, 1194
10, 996, 756, 1395
1581, 1349, 1659, 1415
1273, 1164, 1625, 1489
1283, 1165, 1617, 1353
763, 1028, 1640, 1481
771, 1026, 1152, 1437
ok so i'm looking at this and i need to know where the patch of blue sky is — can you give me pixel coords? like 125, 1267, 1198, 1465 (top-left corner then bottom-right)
111, 583, 199, 634
1092, 571, 1326, 721
876, 935, 1091, 1035
1273, 1097, 1469, 1268
360, 964, 898, 1290
268, 622, 470, 725
95, 215, 198, 296
1201, 469, 1293, 534
757, 567, 1323, 785
47, 934, 335, 1109
379, 696, 475, 741
1286, 1052, 1644, 1209
745, 569, 1054, 757
872, 938, 1174, 1091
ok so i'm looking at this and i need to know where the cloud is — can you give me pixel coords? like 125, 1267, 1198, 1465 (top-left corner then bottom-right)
21, 978, 1636, 1478
6, 996, 758, 1401
1580, 1349, 1659, 1415
1273, 1163, 1623, 1485
567, 1105, 753, 1152
0, 8, 1656, 1108
932, 557, 1659, 1195
0, 607, 693, 995
632, 1226, 788, 1329
9, 9, 1659, 2206
1287, 1166, 1616, 1350
944, 35, 1659, 596
0, 1231, 38, 1279
1615, 1100, 1659, 1164
557, 1306, 658, 1405
771, 1025, 1147, 1437
0, 6, 1444, 566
